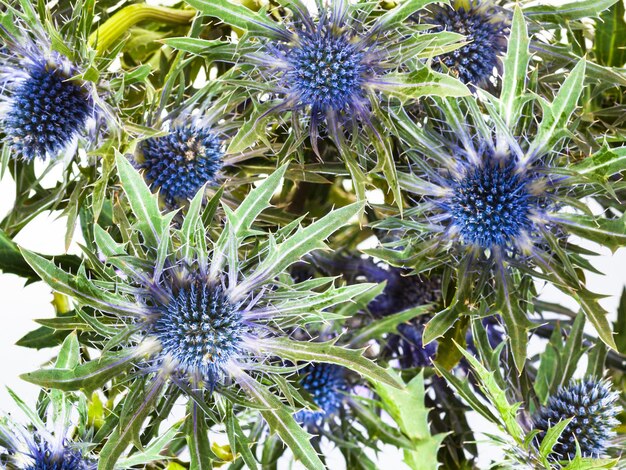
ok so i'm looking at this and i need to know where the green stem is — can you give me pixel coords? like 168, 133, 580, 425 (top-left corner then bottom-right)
88, 4, 195, 54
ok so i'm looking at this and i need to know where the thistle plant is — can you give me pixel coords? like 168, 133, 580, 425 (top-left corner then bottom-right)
371, 8, 626, 369
1, 0, 626, 469
17, 161, 398, 469
0, 334, 176, 470
181, 0, 471, 203
135, 119, 224, 205
294, 363, 351, 430
420, 0, 509, 87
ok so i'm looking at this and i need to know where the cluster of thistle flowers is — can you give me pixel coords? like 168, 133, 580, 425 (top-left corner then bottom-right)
0, 0, 625, 467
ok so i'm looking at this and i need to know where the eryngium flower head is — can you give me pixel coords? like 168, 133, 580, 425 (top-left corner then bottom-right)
294, 363, 350, 429
0, 31, 94, 161
425, 1, 508, 86
0, 423, 95, 470
441, 152, 539, 248
137, 124, 223, 204
256, 3, 379, 150
152, 279, 244, 387
285, 28, 366, 112
533, 378, 621, 460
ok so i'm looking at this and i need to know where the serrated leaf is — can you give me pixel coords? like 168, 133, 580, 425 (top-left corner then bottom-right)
374, 0, 447, 28
539, 417, 573, 465
99, 376, 167, 470
350, 304, 432, 345
595, 1, 626, 67
524, 0, 620, 21
161, 37, 226, 54
454, 343, 525, 443
555, 213, 626, 253
375, 67, 470, 102
115, 153, 164, 249
571, 146, 626, 178
527, 60, 586, 159
234, 369, 324, 470
184, 0, 287, 39
21, 349, 139, 393
20, 249, 143, 317
257, 338, 401, 389
500, 6, 530, 127
495, 264, 532, 373
375, 371, 446, 470
234, 202, 363, 295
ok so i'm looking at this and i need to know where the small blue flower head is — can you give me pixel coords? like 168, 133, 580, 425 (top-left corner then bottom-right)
0, 422, 95, 470
440, 151, 540, 249
294, 363, 350, 429
150, 277, 245, 389
253, 0, 396, 152
426, 0, 508, 86
533, 378, 621, 460
137, 122, 224, 204
0, 31, 94, 161
283, 23, 367, 113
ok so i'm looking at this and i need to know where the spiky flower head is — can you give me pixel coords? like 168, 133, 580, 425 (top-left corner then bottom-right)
0, 24, 96, 161
425, 1, 508, 86
233, 0, 469, 155
0, 419, 95, 470
137, 123, 223, 204
149, 277, 246, 388
294, 363, 350, 429
374, 58, 625, 368
438, 148, 544, 250
19, 161, 388, 467
533, 378, 621, 460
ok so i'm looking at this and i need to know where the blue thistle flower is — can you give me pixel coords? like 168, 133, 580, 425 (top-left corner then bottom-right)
425, 1, 508, 86
294, 363, 350, 429
243, 0, 461, 155
137, 123, 223, 204
0, 30, 96, 161
282, 26, 367, 114
151, 279, 244, 388
0, 423, 95, 470
440, 152, 540, 249
533, 378, 621, 460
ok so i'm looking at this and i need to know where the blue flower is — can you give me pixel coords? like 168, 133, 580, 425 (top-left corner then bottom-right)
0, 31, 95, 161
247, 0, 445, 154
0, 421, 95, 470
294, 363, 350, 429
440, 152, 540, 249
533, 378, 621, 460
425, 1, 508, 86
137, 123, 223, 204
151, 278, 244, 389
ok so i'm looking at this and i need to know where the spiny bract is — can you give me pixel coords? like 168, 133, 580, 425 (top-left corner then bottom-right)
24, 439, 95, 470
533, 378, 621, 460
5, 58, 91, 161
138, 124, 223, 204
